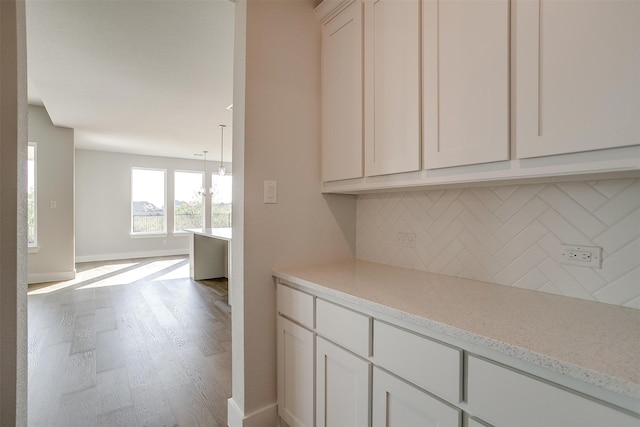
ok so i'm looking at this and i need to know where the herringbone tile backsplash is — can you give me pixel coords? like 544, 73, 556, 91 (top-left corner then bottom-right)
356, 178, 640, 308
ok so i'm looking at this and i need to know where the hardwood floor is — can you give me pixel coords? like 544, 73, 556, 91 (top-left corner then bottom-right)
27, 256, 231, 427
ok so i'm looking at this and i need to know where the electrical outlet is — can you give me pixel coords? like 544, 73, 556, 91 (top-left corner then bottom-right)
560, 244, 602, 268
396, 232, 416, 248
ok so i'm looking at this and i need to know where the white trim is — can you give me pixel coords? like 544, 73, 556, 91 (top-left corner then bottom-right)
227, 399, 278, 427
173, 169, 206, 233
28, 142, 38, 248
129, 233, 168, 239
75, 248, 188, 263
28, 270, 76, 284
28, 245, 40, 254
321, 146, 640, 194
131, 166, 168, 234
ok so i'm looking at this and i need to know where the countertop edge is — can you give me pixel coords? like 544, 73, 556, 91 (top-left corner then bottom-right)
184, 227, 232, 241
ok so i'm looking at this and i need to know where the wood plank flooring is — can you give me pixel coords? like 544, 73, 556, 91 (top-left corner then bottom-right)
27, 256, 231, 427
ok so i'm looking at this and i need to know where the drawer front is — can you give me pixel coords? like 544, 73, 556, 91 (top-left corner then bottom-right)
277, 283, 314, 329
373, 320, 462, 403
316, 298, 370, 357
467, 356, 639, 427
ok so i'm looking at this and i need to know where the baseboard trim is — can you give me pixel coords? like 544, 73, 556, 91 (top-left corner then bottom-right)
228, 399, 278, 427
75, 249, 188, 263
28, 270, 76, 284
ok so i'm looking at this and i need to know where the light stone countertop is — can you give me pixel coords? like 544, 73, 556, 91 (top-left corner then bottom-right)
184, 227, 232, 241
273, 259, 640, 404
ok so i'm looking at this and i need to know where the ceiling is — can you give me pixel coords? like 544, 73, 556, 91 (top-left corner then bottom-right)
25, 0, 235, 162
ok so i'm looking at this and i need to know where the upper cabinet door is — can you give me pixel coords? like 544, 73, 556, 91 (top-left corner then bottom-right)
515, 0, 640, 159
364, 0, 421, 176
422, 0, 510, 169
321, 0, 364, 182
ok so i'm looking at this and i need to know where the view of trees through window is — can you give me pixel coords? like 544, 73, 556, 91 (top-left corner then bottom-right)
131, 167, 231, 234
28, 144, 37, 246
174, 170, 204, 231
131, 168, 166, 234
212, 174, 232, 228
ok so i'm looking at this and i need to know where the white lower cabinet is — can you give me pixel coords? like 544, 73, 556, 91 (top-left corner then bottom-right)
276, 283, 639, 427
316, 337, 370, 427
277, 316, 315, 427
467, 356, 639, 427
372, 367, 461, 427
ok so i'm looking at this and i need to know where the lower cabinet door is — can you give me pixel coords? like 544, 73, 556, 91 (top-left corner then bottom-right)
316, 337, 370, 427
372, 367, 461, 427
277, 316, 314, 427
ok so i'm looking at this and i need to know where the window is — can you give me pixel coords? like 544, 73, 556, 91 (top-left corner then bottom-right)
174, 170, 204, 232
211, 174, 232, 227
131, 168, 166, 235
28, 143, 37, 247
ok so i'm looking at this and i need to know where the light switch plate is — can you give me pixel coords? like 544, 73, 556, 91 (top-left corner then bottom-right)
264, 180, 277, 204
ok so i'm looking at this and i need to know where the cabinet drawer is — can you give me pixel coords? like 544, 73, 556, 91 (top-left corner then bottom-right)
373, 320, 461, 403
316, 298, 370, 357
467, 356, 639, 427
277, 283, 314, 329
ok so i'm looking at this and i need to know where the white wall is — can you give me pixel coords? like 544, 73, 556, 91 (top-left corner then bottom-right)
28, 105, 75, 283
357, 178, 640, 308
75, 149, 231, 262
228, 0, 356, 424
0, 0, 28, 424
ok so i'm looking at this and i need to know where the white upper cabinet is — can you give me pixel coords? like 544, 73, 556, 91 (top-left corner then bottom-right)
320, 0, 364, 181
364, 0, 421, 176
422, 0, 510, 169
515, 0, 640, 158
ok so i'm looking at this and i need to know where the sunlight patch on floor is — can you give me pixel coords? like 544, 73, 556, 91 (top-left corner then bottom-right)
152, 261, 191, 281
28, 257, 190, 294
28, 262, 137, 295
76, 258, 187, 290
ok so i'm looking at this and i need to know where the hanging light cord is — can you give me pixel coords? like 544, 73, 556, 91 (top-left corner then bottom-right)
219, 124, 226, 176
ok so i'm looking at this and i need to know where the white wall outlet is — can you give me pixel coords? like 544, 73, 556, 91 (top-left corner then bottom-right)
49, 200, 57, 209
560, 244, 602, 268
396, 232, 416, 248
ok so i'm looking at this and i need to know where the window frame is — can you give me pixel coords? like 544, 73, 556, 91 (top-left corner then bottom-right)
211, 172, 232, 228
130, 167, 168, 237
173, 169, 205, 234
28, 142, 38, 251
